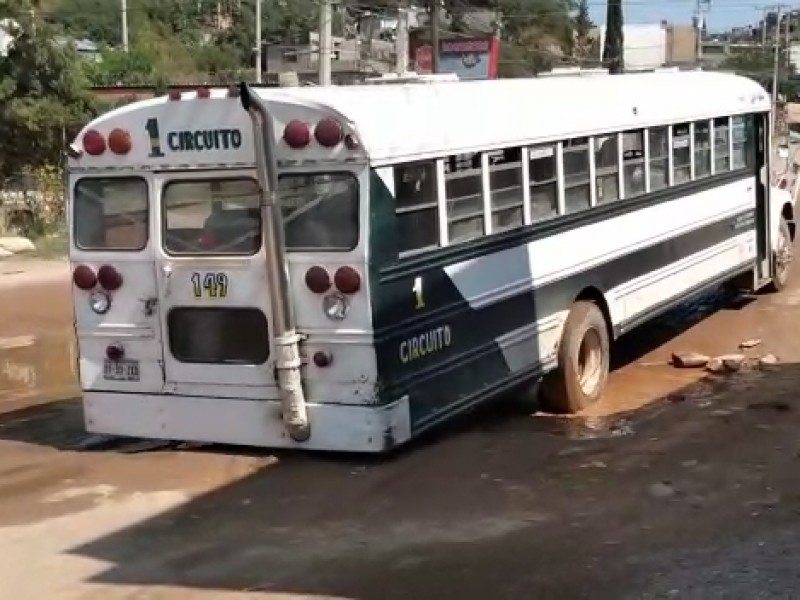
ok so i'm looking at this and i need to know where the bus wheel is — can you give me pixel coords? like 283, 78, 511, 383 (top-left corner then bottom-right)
768, 216, 794, 293
540, 301, 610, 414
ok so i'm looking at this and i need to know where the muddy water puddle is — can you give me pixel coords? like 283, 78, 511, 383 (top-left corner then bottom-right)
0, 329, 79, 407
533, 368, 765, 441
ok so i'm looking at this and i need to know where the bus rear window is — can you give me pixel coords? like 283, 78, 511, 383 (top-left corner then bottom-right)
74, 177, 148, 251
278, 173, 359, 251
163, 178, 261, 255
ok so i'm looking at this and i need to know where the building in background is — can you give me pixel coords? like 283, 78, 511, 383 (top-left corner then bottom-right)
596, 22, 697, 70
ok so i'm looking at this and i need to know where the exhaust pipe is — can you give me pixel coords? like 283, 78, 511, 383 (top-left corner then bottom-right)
239, 82, 310, 442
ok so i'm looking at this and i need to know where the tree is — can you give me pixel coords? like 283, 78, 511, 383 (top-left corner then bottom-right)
0, 18, 97, 178
494, 0, 577, 77
573, 0, 597, 62
602, 0, 623, 73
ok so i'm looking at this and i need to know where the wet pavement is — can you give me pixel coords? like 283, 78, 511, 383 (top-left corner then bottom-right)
3, 259, 800, 598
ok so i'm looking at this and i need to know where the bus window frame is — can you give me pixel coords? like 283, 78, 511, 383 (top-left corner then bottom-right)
72, 175, 150, 253
387, 110, 763, 264
161, 176, 262, 258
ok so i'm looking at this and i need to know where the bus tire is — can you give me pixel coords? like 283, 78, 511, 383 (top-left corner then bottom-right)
540, 301, 610, 414
768, 215, 793, 293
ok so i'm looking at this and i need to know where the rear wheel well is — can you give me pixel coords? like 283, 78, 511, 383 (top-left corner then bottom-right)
574, 286, 614, 341
782, 202, 796, 240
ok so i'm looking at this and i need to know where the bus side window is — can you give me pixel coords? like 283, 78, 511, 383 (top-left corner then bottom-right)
394, 161, 439, 256
529, 144, 557, 221
694, 120, 712, 179
649, 126, 669, 191
732, 115, 754, 170
622, 130, 646, 198
445, 151, 484, 244
595, 134, 620, 203
563, 138, 591, 214
488, 147, 524, 233
714, 117, 731, 173
672, 123, 692, 184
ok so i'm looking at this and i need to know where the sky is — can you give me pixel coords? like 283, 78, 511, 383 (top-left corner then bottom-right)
588, 0, 764, 32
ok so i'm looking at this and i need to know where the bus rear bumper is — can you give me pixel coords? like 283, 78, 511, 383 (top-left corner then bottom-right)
83, 392, 412, 453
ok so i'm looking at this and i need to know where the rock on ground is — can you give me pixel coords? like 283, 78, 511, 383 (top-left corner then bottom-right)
0, 237, 36, 255
672, 352, 710, 368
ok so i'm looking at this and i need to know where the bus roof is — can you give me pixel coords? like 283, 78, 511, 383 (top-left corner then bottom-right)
71, 71, 769, 170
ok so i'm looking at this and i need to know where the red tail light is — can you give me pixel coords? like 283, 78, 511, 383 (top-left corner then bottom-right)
108, 128, 131, 155
83, 130, 106, 156
97, 265, 123, 291
72, 265, 97, 290
305, 266, 331, 293
334, 266, 361, 294
168, 89, 182, 101
284, 120, 311, 148
315, 117, 343, 147
196, 87, 211, 98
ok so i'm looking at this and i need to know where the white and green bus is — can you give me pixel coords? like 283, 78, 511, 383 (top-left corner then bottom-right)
67, 71, 794, 452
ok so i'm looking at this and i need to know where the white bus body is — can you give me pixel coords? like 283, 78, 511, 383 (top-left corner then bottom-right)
66, 72, 794, 452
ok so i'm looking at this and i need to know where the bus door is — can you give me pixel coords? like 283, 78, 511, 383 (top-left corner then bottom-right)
70, 174, 165, 394
155, 171, 276, 396
753, 112, 774, 287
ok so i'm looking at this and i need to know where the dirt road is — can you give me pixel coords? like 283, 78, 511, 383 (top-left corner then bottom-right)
3, 259, 800, 599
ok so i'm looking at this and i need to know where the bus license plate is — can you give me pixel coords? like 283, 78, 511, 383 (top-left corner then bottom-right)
103, 359, 140, 382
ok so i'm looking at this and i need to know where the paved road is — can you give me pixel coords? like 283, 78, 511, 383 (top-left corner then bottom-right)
3, 259, 800, 598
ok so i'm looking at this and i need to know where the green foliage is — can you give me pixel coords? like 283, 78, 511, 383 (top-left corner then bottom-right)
573, 0, 596, 61
494, 0, 576, 77
602, 0, 623, 73
720, 48, 773, 75
0, 19, 97, 179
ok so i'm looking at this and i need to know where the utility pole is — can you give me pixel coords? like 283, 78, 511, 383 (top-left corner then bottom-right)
772, 4, 783, 136
255, 0, 262, 83
396, 3, 409, 75
430, 0, 440, 73
318, 0, 333, 86
785, 8, 792, 73
121, 0, 129, 52
694, 0, 711, 68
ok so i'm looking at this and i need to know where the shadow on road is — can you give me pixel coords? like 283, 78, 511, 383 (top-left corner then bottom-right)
65, 361, 800, 599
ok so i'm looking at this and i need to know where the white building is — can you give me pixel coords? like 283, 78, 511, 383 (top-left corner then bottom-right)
598, 24, 667, 71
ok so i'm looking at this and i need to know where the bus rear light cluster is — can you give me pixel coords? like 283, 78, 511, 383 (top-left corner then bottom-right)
72, 264, 123, 292
73, 264, 97, 290
284, 120, 312, 149
304, 266, 361, 295
82, 130, 106, 156
315, 117, 343, 147
97, 265, 123, 291
333, 266, 361, 294
82, 128, 132, 156
168, 87, 215, 101
305, 265, 331, 293
282, 117, 353, 149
